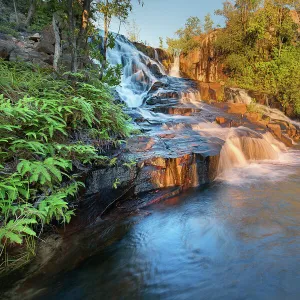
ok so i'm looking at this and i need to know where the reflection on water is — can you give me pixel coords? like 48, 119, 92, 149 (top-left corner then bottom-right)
17, 149, 299, 300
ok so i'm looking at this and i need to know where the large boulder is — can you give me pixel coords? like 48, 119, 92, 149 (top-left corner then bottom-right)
9, 47, 30, 61
0, 38, 16, 59
9, 46, 52, 67
35, 25, 55, 55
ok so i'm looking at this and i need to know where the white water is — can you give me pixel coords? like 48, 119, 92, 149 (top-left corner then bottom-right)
154, 49, 166, 75
180, 91, 202, 104
217, 129, 285, 175
106, 35, 165, 107
190, 123, 287, 177
169, 56, 180, 78
227, 88, 252, 105
257, 104, 300, 127
105, 35, 295, 182
231, 89, 300, 128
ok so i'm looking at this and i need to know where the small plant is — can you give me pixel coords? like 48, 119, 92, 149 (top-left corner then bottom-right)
247, 99, 263, 119
123, 159, 136, 170
112, 178, 121, 189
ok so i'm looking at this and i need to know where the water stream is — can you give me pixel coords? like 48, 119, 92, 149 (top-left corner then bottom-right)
2, 35, 300, 300
14, 149, 300, 300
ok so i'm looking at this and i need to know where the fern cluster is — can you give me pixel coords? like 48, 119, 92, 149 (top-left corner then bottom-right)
0, 60, 132, 271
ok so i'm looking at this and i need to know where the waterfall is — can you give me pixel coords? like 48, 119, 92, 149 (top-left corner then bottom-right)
229, 88, 300, 128
191, 124, 286, 175
217, 128, 286, 175
154, 49, 166, 75
169, 56, 180, 78
180, 91, 201, 103
105, 34, 165, 107
154, 49, 159, 61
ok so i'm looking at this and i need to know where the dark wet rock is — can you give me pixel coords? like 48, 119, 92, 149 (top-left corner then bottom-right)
84, 165, 137, 215
147, 62, 163, 78
149, 81, 169, 92
125, 109, 145, 122
146, 97, 175, 105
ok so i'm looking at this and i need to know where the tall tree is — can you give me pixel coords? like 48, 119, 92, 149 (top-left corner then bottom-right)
26, 0, 36, 27
127, 19, 141, 42
159, 37, 164, 48
204, 13, 214, 33
66, 0, 92, 72
13, 0, 19, 25
167, 16, 202, 54
235, 0, 262, 31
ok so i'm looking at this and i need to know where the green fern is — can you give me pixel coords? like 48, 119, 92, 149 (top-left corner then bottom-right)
0, 60, 133, 268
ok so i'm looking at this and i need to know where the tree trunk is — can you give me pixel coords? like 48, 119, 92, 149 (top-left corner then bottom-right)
77, 0, 91, 69
13, 0, 19, 25
26, 0, 36, 27
99, 13, 109, 80
67, 0, 77, 72
52, 13, 62, 71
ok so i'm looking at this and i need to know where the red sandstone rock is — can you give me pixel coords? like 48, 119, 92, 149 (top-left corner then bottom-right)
227, 103, 247, 115
280, 134, 293, 147
245, 112, 260, 123
180, 30, 226, 83
216, 116, 226, 124
267, 123, 282, 139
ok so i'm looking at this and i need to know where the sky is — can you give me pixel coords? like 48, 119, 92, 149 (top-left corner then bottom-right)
110, 0, 225, 48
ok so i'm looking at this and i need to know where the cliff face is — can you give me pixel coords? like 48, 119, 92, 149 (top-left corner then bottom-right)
180, 30, 226, 83
133, 42, 173, 71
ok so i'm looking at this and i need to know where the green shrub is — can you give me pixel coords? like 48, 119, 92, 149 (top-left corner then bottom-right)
0, 24, 19, 38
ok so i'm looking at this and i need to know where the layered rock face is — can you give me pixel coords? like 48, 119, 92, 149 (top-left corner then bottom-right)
178, 30, 226, 102
180, 30, 225, 83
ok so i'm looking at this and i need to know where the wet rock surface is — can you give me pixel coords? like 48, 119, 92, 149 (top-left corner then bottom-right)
81, 73, 300, 219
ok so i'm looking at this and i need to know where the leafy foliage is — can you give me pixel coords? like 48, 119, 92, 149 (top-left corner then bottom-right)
0, 61, 132, 269
167, 16, 202, 54
214, 0, 300, 114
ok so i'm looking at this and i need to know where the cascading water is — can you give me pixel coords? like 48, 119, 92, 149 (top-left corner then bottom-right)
229, 88, 300, 127
180, 90, 202, 103
217, 128, 286, 174
106, 34, 165, 107
154, 49, 166, 75
105, 34, 291, 180
191, 124, 287, 176
169, 56, 181, 78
